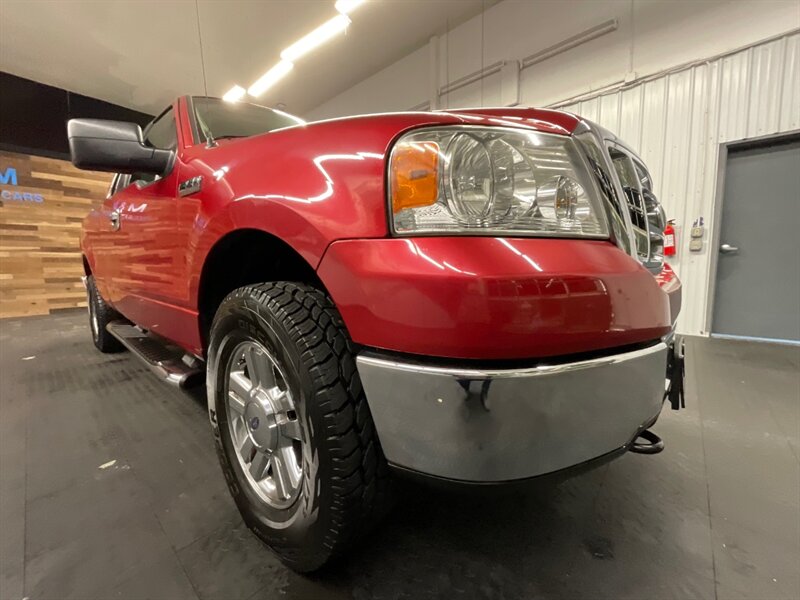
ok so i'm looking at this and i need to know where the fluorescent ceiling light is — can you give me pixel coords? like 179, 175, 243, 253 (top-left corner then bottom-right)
248, 60, 294, 97
222, 85, 246, 102
335, 0, 365, 14
280, 14, 350, 62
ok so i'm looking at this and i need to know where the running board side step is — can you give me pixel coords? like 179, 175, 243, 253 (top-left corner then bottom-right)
106, 322, 204, 388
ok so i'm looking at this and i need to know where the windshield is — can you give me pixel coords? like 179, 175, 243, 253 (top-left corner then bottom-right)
191, 96, 304, 142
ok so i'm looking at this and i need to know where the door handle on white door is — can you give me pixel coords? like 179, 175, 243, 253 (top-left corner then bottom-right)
719, 243, 739, 254
110, 210, 121, 231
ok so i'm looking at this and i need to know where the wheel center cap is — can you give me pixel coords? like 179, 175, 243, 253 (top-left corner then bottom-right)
244, 395, 278, 451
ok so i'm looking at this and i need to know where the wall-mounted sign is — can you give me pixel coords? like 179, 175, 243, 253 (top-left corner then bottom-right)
1, 149, 108, 319
0, 167, 18, 185
0, 167, 45, 203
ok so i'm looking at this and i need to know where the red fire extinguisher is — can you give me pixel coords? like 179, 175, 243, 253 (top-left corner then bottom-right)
664, 219, 676, 256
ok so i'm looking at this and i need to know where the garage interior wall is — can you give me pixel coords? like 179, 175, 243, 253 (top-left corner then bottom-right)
306, 1, 800, 337
0, 150, 109, 318
0, 73, 152, 318
557, 34, 799, 337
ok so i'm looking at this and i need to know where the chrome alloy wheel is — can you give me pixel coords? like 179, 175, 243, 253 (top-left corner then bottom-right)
224, 341, 304, 509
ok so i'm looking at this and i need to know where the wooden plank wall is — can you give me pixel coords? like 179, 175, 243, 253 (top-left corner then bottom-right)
0, 150, 110, 318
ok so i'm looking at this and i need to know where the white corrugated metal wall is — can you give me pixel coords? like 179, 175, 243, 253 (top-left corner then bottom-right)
559, 32, 800, 336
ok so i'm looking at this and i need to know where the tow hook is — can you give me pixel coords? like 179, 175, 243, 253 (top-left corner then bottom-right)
629, 429, 665, 454
665, 336, 686, 410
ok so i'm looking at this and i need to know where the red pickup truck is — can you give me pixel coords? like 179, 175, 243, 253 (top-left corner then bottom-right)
69, 96, 684, 572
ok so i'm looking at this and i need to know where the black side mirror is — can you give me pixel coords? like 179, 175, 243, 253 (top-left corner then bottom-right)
67, 119, 173, 176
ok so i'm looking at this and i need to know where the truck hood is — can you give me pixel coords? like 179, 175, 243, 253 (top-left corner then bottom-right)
293, 106, 582, 139
436, 107, 582, 136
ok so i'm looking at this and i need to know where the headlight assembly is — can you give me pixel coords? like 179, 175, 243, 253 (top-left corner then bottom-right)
389, 126, 609, 238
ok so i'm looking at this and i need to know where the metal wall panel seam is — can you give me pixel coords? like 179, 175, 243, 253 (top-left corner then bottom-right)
539, 33, 798, 334
548, 28, 800, 110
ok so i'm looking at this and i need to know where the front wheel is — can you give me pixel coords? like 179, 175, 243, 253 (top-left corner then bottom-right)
207, 282, 390, 572
85, 275, 124, 353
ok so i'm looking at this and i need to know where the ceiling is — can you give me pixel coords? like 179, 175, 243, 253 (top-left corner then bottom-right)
0, 0, 495, 117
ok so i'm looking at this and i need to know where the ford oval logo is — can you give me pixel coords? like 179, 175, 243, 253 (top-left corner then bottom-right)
249, 416, 260, 430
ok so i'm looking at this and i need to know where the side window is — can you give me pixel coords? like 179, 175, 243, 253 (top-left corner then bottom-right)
107, 173, 131, 197
108, 171, 155, 193
144, 108, 177, 150
106, 108, 175, 195
112, 106, 176, 189
106, 174, 120, 198
129, 171, 158, 186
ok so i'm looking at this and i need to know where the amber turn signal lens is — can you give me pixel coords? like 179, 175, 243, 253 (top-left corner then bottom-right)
390, 141, 440, 213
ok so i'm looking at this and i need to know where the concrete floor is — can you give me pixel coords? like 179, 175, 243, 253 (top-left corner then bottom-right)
1, 312, 798, 600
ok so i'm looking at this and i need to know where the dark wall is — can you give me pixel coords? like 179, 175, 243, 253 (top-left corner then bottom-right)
0, 72, 153, 160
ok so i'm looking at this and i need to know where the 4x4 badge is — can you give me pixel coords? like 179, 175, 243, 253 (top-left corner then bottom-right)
179, 176, 203, 197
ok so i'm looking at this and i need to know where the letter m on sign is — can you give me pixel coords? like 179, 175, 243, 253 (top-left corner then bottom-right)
0, 167, 17, 186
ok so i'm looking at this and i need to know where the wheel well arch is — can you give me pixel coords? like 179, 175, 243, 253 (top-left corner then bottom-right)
196, 229, 327, 354
82, 255, 92, 276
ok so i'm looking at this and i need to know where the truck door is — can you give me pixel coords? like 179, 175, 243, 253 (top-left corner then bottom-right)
88, 173, 129, 303
107, 106, 185, 342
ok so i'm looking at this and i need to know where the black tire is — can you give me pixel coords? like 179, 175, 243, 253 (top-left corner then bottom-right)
208, 282, 391, 572
86, 275, 124, 353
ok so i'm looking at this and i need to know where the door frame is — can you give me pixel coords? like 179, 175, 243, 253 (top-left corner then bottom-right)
703, 128, 800, 343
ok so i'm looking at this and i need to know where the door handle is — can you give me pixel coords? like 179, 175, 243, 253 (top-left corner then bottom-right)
110, 210, 121, 231
719, 243, 739, 254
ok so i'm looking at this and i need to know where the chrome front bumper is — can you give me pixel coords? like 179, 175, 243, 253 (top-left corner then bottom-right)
356, 343, 668, 483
